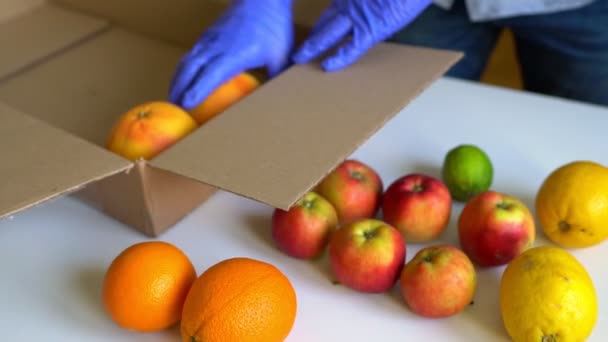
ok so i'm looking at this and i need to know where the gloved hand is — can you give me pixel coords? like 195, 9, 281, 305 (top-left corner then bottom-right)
292, 0, 432, 72
169, 0, 294, 110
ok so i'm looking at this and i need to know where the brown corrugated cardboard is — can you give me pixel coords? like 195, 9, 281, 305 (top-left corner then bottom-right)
74, 162, 152, 234
51, 0, 228, 48
0, 102, 131, 218
0, 22, 215, 235
0, 4, 108, 81
0, 27, 183, 146
151, 44, 461, 210
52, 0, 330, 47
0, 1, 462, 236
75, 162, 217, 236
0, 0, 44, 22
143, 166, 216, 235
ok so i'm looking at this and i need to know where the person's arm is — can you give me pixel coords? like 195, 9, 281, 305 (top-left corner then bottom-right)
169, 0, 295, 110
292, 0, 432, 72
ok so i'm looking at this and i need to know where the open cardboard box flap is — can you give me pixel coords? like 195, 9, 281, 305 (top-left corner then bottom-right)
0, 102, 131, 218
0, 0, 462, 230
151, 44, 463, 210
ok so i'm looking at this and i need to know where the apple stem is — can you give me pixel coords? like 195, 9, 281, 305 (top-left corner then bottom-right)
495, 202, 513, 210
302, 199, 314, 209
558, 220, 571, 232
350, 171, 364, 180
363, 230, 376, 240
422, 249, 440, 263
413, 184, 424, 192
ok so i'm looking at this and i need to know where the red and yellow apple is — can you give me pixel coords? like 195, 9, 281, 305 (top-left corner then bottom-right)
400, 244, 476, 318
188, 72, 260, 126
328, 218, 405, 293
315, 159, 383, 225
458, 190, 535, 267
271, 192, 338, 259
382, 173, 452, 243
106, 101, 198, 161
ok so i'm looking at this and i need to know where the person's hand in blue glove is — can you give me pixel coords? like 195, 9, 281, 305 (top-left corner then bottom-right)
292, 0, 431, 72
169, 0, 294, 110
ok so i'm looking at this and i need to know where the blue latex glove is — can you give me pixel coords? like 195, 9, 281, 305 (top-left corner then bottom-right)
292, 0, 432, 72
169, 0, 294, 110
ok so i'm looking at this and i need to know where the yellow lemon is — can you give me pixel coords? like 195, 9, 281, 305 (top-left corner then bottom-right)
535, 160, 608, 248
500, 246, 597, 342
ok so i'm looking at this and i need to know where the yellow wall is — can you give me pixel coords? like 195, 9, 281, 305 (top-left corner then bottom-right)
481, 29, 523, 89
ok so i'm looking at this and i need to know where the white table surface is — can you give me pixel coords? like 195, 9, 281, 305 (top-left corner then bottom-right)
1, 77, 607, 341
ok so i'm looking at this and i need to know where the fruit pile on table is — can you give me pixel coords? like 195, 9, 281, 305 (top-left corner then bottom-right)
101, 141, 606, 342
98, 69, 606, 342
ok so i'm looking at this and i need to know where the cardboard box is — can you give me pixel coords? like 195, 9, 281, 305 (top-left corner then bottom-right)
51, 0, 333, 48
0, 1, 462, 236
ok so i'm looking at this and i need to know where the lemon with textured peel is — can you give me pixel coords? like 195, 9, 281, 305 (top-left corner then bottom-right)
536, 160, 608, 248
500, 245, 597, 342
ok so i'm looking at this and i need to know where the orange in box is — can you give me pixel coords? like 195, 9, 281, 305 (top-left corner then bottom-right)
189, 72, 260, 125
106, 101, 198, 161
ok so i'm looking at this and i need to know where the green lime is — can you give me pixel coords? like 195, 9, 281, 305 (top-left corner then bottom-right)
441, 144, 493, 201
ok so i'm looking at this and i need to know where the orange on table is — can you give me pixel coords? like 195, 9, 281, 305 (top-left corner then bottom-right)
102, 241, 197, 332
189, 72, 260, 125
106, 101, 198, 161
181, 257, 297, 342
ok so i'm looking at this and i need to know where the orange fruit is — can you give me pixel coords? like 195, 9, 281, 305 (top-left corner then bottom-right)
181, 257, 297, 342
106, 101, 198, 161
102, 241, 197, 332
536, 160, 608, 248
189, 72, 260, 125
